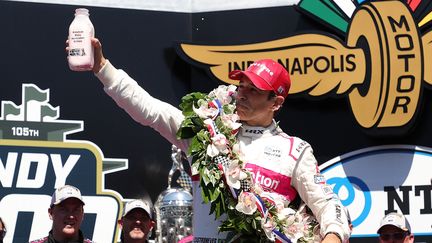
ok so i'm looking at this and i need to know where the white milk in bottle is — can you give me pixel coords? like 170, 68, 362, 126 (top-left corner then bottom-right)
68, 8, 94, 71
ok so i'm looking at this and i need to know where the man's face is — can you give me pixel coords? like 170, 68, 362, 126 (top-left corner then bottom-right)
48, 198, 84, 241
235, 78, 283, 126
378, 225, 414, 243
121, 208, 154, 242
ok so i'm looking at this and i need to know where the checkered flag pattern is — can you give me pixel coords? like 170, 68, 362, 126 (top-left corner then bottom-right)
213, 122, 220, 134
240, 179, 251, 192
214, 156, 230, 166
177, 170, 192, 191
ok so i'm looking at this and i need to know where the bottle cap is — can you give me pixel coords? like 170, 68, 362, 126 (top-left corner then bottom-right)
75, 8, 89, 16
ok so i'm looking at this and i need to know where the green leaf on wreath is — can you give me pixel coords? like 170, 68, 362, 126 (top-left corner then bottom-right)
189, 136, 205, 155
176, 126, 194, 139
196, 130, 210, 143
200, 179, 210, 204
209, 187, 220, 202
213, 197, 223, 218
179, 92, 206, 115
201, 167, 211, 185
191, 116, 204, 128
210, 192, 226, 219
176, 115, 201, 139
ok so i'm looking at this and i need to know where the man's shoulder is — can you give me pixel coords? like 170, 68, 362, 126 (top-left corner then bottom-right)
29, 236, 48, 243
277, 132, 310, 148
276, 130, 309, 146
287, 136, 312, 157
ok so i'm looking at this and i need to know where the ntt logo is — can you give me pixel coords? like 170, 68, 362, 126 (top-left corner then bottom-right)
320, 145, 432, 237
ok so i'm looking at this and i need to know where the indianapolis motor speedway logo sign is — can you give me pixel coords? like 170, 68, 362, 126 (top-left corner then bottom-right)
176, 0, 432, 136
0, 84, 128, 242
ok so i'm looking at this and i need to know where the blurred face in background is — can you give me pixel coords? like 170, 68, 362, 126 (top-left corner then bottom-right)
49, 198, 84, 241
120, 208, 154, 243
378, 225, 414, 243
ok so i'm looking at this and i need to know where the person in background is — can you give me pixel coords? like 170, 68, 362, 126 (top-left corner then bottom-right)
29, 185, 94, 243
118, 199, 155, 243
0, 217, 6, 243
377, 212, 414, 243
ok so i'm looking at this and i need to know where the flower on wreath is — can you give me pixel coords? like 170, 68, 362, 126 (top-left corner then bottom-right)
235, 191, 257, 215
232, 143, 243, 159
261, 216, 276, 241
261, 191, 296, 221
281, 204, 321, 243
225, 159, 247, 189
279, 207, 297, 222
252, 181, 265, 195
193, 101, 219, 119
221, 113, 242, 131
176, 84, 319, 243
209, 84, 237, 105
207, 133, 230, 157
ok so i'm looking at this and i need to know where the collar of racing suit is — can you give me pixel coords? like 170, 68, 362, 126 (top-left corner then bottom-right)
240, 120, 282, 138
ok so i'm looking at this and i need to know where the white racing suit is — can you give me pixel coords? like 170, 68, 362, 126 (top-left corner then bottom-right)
96, 60, 351, 242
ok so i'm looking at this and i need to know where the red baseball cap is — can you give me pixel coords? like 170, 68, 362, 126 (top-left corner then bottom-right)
228, 59, 291, 98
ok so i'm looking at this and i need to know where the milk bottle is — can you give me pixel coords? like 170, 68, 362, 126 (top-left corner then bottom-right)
68, 8, 94, 71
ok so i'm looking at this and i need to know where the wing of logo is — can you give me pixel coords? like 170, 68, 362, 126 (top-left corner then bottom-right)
179, 35, 365, 96
177, 0, 432, 135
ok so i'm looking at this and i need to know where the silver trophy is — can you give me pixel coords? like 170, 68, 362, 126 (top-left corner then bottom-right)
154, 145, 193, 243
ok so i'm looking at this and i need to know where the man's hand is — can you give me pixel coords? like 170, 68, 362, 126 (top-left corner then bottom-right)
322, 232, 342, 243
91, 38, 106, 73
65, 37, 106, 73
